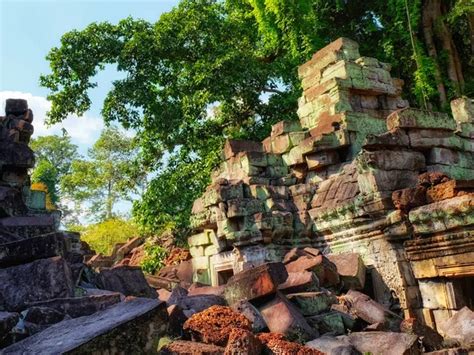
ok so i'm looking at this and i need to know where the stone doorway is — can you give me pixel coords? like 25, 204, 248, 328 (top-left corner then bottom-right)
217, 268, 234, 286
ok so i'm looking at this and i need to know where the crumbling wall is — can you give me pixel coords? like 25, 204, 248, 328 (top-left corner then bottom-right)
187, 38, 474, 331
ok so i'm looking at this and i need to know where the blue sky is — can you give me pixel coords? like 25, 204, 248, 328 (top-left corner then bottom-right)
1, 0, 178, 144
0, 0, 179, 220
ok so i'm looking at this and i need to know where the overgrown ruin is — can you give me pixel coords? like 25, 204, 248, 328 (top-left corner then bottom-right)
1, 37, 473, 353
188, 38, 474, 333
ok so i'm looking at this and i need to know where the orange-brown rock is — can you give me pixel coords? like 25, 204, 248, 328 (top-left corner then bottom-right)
224, 328, 262, 355
392, 185, 427, 212
258, 333, 324, 355
417, 172, 450, 188
183, 305, 252, 346
426, 180, 474, 203
160, 340, 225, 355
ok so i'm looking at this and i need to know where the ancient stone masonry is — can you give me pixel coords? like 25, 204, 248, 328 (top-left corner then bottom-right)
188, 38, 474, 334
0, 100, 169, 352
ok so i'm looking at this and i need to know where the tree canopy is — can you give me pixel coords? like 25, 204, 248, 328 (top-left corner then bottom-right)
40, 0, 474, 237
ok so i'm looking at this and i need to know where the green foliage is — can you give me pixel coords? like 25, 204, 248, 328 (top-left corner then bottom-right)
30, 133, 80, 204
141, 244, 168, 274
31, 159, 59, 203
41, 0, 474, 234
61, 126, 145, 221
71, 218, 139, 255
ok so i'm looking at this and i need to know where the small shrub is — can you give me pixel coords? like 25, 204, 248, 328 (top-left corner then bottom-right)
74, 218, 139, 255
141, 244, 168, 274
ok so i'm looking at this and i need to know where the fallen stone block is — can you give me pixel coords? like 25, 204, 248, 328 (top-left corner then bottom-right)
0, 312, 19, 339
306, 311, 347, 335
344, 290, 400, 330
224, 262, 288, 305
348, 331, 418, 355
437, 307, 474, 348
0, 232, 66, 268
400, 318, 443, 351
258, 332, 324, 354
25, 294, 121, 318
183, 305, 252, 346
114, 236, 143, 262
188, 284, 225, 297
160, 340, 225, 354
0, 256, 74, 312
2, 298, 169, 354
259, 292, 317, 341
287, 291, 337, 316
278, 271, 320, 294
306, 335, 359, 355
98, 265, 157, 299
167, 304, 187, 336
326, 252, 366, 290
285, 255, 339, 287
224, 328, 262, 354
231, 300, 267, 333
179, 294, 227, 313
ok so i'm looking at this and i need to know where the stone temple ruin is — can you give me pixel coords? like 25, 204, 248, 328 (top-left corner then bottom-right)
188, 38, 474, 333
1, 37, 473, 353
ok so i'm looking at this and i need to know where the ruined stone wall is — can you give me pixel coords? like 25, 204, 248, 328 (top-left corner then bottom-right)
0, 99, 60, 240
187, 38, 474, 332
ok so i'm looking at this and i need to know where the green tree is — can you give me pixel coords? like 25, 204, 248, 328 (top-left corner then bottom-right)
40, 0, 473, 234
61, 126, 145, 221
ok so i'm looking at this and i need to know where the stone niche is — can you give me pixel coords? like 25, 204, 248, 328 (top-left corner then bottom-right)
188, 37, 474, 332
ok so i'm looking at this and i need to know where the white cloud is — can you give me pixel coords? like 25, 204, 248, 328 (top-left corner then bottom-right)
0, 91, 104, 146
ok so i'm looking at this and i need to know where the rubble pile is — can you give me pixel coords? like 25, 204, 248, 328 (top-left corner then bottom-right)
185, 37, 474, 346
159, 254, 468, 354
0, 100, 169, 353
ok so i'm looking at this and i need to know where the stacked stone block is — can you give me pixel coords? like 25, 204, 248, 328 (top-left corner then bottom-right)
188, 38, 474, 333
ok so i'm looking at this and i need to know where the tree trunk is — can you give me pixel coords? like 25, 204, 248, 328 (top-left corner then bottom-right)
434, 0, 464, 96
421, 0, 447, 107
106, 180, 113, 220
468, 13, 474, 62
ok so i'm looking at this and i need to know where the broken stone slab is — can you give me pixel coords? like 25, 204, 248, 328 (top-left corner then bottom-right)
0, 256, 74, 312
437, 307, 474, 348
22, 306, 68, 331
287, 291, 337, 316
259, 292, 318, 341
278, 271, 320, 294
306, 335, 360, 355
25, 294, 121, 319
167, 304, 188, 336
326, 252, 366, 290
231, 300, 267, 333
285, 255, 340, 287
224, 262, 288, 305
183, 305, 252, 346
344, 290, 400, 330
387, 108, 456, 131
0, 232, 66, 268
160, 340, 225, 354
348, 331, 419, 355
400, 318, 443, 351
114, 236, 143, 262
224, 328, 263, 354
0, 312, 19, 339
97, 265, 157, 299
2, 298, 169, 354
306, 311, 346, 336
